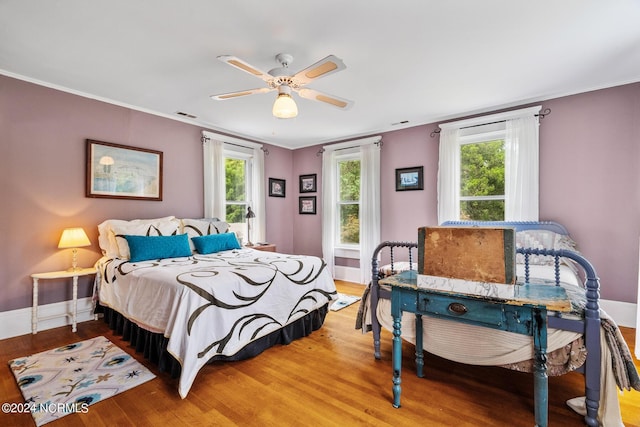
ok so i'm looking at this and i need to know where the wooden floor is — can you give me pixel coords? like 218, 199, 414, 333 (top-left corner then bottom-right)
1, 281, 639, 426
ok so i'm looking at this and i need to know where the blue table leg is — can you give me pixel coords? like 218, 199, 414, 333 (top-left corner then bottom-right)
415, 313, 424, 378
532, 308, 548, 427
391, 290, 402, 408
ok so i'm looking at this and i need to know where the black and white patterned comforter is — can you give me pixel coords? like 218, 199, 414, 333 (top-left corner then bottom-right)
95, 248, 337, 397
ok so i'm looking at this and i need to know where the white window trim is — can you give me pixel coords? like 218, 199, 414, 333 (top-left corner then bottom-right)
335, 149, 361, 254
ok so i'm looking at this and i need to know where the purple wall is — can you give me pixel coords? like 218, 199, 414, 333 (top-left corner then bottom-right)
2, 74, 639, 314
264, 145, 294, 253
291, 83, 640, 304
0, 75, 283, 312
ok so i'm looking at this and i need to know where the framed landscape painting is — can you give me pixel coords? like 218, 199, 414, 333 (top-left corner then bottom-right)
86, 139, 163, 200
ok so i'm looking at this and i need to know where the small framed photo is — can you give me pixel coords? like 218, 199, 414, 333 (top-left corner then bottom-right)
269, 178, 286, 197
299, 196, 317, 214
299, 173, 317, 193
395, 166, 424, 191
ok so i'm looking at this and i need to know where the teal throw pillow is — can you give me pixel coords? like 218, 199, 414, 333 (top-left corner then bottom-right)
191, 232, 241, 254
125, 234, 192, 262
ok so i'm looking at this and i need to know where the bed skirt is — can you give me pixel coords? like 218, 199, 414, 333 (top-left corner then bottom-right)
99, 303, 329, 378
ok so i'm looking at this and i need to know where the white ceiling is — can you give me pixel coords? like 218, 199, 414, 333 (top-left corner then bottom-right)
1, 1, 639, 149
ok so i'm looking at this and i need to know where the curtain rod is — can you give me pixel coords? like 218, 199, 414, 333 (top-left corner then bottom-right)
316, 135, 382, 156
429, 107, 551, 138
316, 138, 383, 157
201, 135, 269, 155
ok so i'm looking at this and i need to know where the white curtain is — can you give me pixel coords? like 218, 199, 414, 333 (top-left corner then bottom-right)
202, 132, 265, 242
203, 138, 225, 220
437, 128, 461, 224
321, 149, 337, 277
505, 116, 539, 221
359, 143, 381, 284
251, 145, 266, 243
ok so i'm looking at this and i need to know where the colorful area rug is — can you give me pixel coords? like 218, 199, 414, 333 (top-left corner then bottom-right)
330, 293, 361, 311
8, 336, 155, 426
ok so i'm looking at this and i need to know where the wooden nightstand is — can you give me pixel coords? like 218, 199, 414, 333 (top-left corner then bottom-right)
31, 267, 97, 334
251, 244, 276, 252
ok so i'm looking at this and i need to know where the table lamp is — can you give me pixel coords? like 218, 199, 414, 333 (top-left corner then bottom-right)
245, 207, 255, 246
58, 227, 91, 271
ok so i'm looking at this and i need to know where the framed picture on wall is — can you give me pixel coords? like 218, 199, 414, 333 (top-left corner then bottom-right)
86, 139, 163, 200
395, 166, 424, 191
269, 178, 286, 197
299, 196, 316, 214
299, 174, 317, 193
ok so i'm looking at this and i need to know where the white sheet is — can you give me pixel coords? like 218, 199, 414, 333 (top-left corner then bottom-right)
96, 248, 337, 398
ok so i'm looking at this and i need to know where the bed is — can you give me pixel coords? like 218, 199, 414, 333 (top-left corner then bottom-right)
356, 221, 639, 427
93, 216, 337, 398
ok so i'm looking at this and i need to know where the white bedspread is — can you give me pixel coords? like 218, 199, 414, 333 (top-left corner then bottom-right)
96, 248, 337, 398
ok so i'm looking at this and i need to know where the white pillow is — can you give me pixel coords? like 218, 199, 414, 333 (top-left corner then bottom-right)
97, 216, 179, 258
515, 229, 580, 272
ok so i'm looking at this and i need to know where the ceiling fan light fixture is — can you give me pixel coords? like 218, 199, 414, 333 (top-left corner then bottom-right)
272, 85, 298, 119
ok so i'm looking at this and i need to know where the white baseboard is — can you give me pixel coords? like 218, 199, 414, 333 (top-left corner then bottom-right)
0, 297, 95, 340
332, 267, 638, 328
600, 299, 637, 328
334, 265, 363, 284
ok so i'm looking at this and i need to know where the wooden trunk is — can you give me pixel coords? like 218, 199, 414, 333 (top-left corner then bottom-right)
418, 226, 516, 284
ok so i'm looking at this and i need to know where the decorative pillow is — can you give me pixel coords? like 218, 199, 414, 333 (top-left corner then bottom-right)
124, 234, 192, 262
191, 232, 241, 255
515, 230, 580, 272
108, 218, 180, 259
181, 218, 230, 251
97, 216, 179, 257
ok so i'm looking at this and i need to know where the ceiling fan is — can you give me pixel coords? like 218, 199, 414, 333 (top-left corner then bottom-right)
210, 53, 353, 119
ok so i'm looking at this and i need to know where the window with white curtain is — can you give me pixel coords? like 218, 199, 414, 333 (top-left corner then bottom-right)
202, 131, 265, 245
322, 136, 380, 284
438, 106, 541, 224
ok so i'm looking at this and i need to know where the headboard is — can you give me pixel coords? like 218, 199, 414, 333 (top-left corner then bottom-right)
440, 220, 570, 236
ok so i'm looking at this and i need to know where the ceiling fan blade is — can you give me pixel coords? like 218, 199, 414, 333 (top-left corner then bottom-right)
292, 55, 346, 85
297, 88, 353, 110
217, 55, 272, 82
210, 87, 273, 100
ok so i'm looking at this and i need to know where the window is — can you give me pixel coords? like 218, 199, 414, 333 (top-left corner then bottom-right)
437, 106, 540, 223
202, 130, 266, 245
224, 145, 253, 240
459, 124, 506, 220
337, 152, 361, 247
321, 136, 380, 284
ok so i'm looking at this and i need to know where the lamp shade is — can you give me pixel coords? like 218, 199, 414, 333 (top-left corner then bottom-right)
272, 85, 298, 119
246, 206, 256, 219
58, 227, 91, 249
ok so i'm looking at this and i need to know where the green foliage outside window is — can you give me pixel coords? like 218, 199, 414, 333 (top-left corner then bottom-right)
225, 158, 246, 224
339, 159, 360, 244
460, 140, 505, 220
